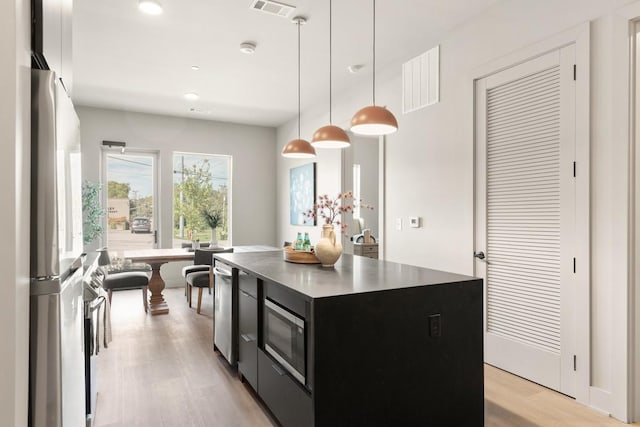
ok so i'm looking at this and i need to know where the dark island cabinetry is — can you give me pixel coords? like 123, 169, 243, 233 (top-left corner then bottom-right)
312, 283, 483, 426
237, 276, 258, 390
218, 251, 484, 427
258, 348, 313, 427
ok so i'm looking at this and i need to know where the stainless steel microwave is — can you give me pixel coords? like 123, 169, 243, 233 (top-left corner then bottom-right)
264, 298, 306, 385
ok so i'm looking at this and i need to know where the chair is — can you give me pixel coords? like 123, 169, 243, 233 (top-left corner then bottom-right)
185, 248, 233, 314
182, 246, 234, 300
97, 248, 152, 313
182, 260, 211, 298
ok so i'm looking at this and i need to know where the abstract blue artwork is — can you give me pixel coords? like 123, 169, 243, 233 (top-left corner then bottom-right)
290, 162, 316, 226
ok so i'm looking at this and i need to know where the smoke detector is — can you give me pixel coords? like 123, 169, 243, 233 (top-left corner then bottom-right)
249, 0, 295, 18
240, 42, 257, 54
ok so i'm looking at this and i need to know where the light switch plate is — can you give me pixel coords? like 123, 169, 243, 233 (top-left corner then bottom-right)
395, 218, 403, 231
409, 217, 420, 228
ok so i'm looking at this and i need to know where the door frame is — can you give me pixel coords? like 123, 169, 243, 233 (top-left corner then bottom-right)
628, 9, 640, 423
633, 20, 640, 422
610, 2, 640, 422
472, 22, 590, 405
100, 147, 160, 249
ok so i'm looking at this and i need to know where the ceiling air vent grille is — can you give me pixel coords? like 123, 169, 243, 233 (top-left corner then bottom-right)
249, 0, 295, 18
402, 45, 440, 114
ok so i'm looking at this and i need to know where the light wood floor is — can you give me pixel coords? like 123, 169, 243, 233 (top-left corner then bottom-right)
95, 288, 635, 427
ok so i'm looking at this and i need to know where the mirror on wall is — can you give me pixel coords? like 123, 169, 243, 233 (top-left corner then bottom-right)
341, 133, 383, 256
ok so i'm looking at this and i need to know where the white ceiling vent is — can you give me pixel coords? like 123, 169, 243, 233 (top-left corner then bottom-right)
249, 0, 295, 18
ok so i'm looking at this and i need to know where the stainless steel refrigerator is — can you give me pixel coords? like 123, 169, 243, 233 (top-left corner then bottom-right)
29, 68, 86, 427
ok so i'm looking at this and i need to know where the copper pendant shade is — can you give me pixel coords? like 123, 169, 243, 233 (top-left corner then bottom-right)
282, 17, 316, 159
350, 105, 398, 136
312, 125, 350, 148
350, 0, 398, 136
311, 0, 350, 149
282, 138, 316, 158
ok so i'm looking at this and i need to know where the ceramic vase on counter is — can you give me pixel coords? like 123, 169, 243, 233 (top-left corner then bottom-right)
315, 224, 342, 267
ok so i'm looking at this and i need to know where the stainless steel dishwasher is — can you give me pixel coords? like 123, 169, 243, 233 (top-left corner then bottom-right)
214, 261, 236, 365
213, 246, 281, 366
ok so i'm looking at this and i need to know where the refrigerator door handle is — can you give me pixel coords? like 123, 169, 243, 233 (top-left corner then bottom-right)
31, 70, 60, 279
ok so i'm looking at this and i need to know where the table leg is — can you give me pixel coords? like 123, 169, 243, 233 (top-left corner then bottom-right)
148, 262, 169, 315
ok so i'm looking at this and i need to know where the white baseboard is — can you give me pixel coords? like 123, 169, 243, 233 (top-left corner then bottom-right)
589, 386, 611, 416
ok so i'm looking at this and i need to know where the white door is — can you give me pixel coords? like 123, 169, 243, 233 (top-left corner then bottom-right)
475, 46, 577, 396
102, 150, 159, 252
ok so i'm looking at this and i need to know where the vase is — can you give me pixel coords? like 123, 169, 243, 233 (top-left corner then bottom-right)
315, 224, 343, 267
210, 228, 219, 248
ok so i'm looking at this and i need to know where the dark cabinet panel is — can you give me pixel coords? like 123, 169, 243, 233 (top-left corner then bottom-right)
239, 273, 257, 298
238, 288, 258, 391
264, 280, 308, 319
258, 349, 312, 427
312, 282, 484, 426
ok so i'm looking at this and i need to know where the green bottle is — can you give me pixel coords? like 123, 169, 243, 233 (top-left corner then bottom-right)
303, 232, 311, 251
295, 232, 303, 250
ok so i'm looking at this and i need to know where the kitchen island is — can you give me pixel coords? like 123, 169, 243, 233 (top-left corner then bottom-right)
214, 251, 483, 427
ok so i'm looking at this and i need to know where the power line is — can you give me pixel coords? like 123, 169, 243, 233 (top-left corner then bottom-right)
108, 156, 152, 167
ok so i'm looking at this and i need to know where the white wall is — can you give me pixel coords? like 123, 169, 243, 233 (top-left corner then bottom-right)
276, 0, 638, 421
78, 106, 278, 285
0, 0, 31, 425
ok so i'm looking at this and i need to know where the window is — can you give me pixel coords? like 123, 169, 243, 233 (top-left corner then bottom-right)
173, 152, 231, 248
103, 151, 157, 252
353, 164, 361, 219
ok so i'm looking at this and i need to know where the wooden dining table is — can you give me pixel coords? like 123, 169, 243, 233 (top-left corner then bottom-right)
123, 248, 194, 315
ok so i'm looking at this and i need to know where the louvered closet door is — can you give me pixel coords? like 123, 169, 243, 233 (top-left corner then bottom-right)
475, 46, 576, 396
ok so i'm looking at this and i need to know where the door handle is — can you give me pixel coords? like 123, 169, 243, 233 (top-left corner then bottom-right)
213, 267, 232, 278
474, 251, 490, 264
241, 334, 255, 343
271, 364, 286, 376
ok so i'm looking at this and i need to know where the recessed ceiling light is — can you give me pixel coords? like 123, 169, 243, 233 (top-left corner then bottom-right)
347, 64, 364, 74
240, 42, 257, 54
191, 65, 200, 71
138, 0, 163, 15
184, 92, 199, 101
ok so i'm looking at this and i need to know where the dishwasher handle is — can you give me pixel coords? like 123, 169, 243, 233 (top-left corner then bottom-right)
213, 266, 232, 278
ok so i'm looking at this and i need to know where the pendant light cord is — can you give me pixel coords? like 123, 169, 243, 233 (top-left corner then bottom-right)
297, 19, 301, 139
329, 0, 333, 124
372, 0, 376, 105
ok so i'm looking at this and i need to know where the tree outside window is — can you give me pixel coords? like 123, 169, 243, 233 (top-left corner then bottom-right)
173, 153, 231, 247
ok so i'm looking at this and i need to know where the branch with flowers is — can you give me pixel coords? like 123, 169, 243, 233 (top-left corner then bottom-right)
303, 191, 373, 234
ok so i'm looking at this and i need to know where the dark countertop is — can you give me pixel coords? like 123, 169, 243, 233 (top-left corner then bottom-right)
214, 251, 479, 299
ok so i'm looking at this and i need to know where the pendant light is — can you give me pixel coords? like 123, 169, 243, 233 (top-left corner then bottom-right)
350, 0, 398, 136
311, 0, 350, 149
282, 17, 317, 159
